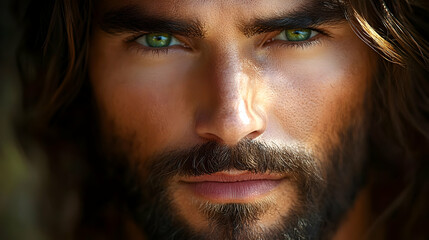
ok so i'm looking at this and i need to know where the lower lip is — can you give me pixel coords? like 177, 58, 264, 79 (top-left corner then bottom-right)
184, 179, 282, 201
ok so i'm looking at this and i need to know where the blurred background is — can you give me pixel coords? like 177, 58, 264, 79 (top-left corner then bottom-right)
0, 0, 46, 239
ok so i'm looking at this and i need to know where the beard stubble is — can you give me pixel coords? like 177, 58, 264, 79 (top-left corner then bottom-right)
97, 118, 369, 240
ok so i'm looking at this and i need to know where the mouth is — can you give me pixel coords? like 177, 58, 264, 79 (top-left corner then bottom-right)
179, 170, 286, 203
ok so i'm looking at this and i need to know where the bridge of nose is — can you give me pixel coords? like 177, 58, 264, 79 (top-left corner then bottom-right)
194, 44, 267, 146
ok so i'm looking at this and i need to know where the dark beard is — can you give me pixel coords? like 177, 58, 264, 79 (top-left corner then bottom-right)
98, 121, 369, 240
125, 140, 323, 240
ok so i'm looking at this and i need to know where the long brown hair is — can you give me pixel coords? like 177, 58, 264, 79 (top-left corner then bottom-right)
345, 0, 429, 238
16, 0, 429, 239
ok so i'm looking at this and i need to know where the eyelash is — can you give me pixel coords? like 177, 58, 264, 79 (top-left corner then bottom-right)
133, 45, 171, 56
264, 28, 330, 49
278, 39, 322, 49
126, 34, 179, 56
126, 27, 329, 55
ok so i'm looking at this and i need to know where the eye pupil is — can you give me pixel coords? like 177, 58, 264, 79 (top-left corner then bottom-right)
146, 33, 172, 48
285, 29, 312, 41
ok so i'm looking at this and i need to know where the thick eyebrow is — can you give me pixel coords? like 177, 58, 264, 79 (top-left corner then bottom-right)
99, 5, 205, 38
242, 1, 347, 37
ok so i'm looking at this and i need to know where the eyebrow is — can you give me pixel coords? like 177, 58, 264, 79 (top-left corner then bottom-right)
99, 0, 346, 39
99, 5, 205, 38
242, 1, 347, 37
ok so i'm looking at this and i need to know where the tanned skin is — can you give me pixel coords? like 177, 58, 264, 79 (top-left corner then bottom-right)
89, 0, 377, 239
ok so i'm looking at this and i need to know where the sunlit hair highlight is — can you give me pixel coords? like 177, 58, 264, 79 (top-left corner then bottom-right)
344, 0, 429, 238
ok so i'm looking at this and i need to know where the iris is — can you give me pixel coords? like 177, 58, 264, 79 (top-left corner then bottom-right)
145, 33, 172, 48
284, 29, 312, 41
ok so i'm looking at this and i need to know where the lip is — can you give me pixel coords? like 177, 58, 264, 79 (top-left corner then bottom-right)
180, 171, 285, 202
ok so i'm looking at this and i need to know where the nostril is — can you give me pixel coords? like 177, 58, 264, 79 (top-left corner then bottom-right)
195, 107, 267, 145
246, 130, 263, 140
198, 132, 224, 143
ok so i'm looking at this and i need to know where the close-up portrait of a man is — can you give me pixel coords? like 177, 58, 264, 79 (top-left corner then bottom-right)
0, 0, 428, 239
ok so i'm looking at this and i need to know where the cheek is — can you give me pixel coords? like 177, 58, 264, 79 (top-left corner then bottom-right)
89, 36, 198, 157
265, 37, 373, 149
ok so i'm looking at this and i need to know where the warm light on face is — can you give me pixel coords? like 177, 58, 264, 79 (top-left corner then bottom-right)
89, 0, 376, 239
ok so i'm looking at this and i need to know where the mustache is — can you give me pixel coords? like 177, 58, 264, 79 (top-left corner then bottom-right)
144, 139, 323, 182
119, 140, 330, 239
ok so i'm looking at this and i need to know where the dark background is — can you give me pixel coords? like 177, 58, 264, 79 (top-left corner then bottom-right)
0, 0, 46, 239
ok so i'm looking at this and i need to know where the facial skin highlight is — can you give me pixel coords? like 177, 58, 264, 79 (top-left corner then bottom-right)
89, 0, 377, 239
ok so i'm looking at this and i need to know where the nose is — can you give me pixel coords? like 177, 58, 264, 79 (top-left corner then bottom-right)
195, 50, 266, 146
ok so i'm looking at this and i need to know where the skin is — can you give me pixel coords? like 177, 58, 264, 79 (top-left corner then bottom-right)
89, 0, 377, 238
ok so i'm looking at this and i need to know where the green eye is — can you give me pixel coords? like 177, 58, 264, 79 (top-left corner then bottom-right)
285, 29, 312, 41
146, 33, 171, 47
136, 33, 181, 48
274, 28, 317, 42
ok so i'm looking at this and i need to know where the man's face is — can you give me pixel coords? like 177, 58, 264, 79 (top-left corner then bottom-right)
89, 0, 375, 239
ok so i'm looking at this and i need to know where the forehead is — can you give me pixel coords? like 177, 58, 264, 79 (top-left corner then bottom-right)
96, 0, 329, 22
98, 0, 300, 13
